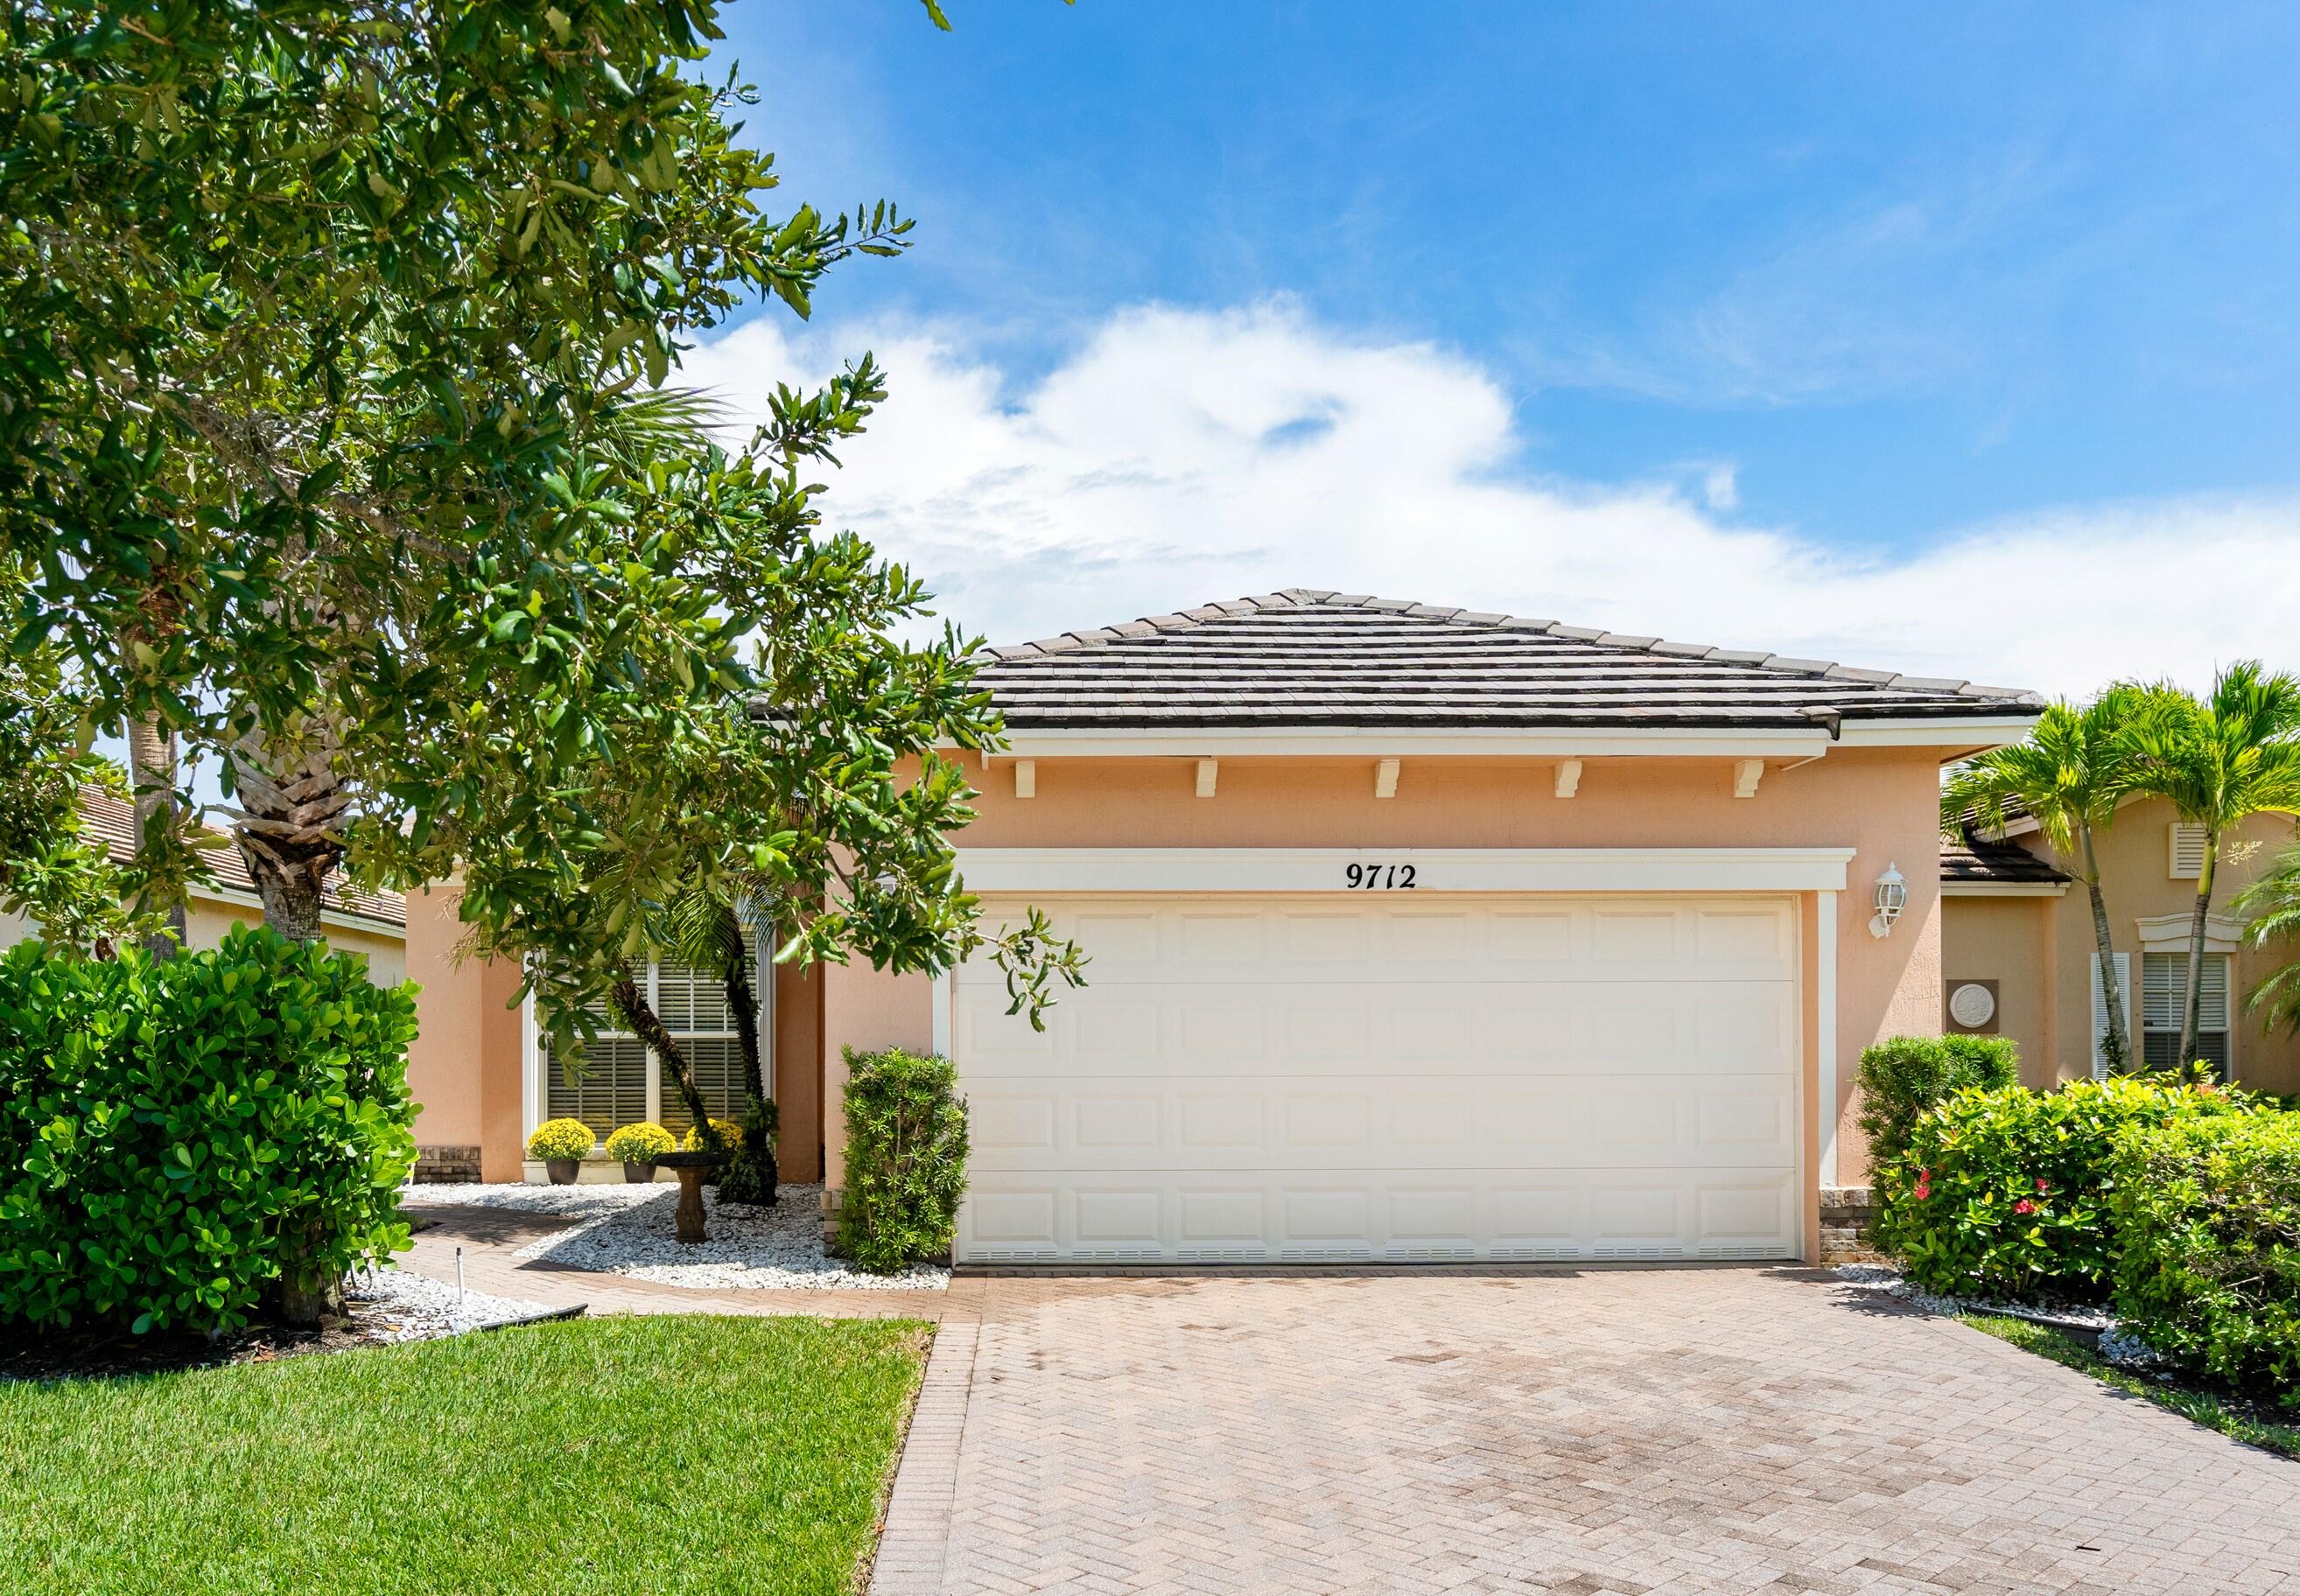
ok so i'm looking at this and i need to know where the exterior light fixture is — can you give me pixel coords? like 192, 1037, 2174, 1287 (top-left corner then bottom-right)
1869, 862, 1908, 939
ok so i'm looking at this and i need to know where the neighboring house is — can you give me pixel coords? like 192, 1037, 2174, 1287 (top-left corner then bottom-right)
0, 788, 408, 984
409, 588, 2043, 1265
1942, 801, 2300, 1093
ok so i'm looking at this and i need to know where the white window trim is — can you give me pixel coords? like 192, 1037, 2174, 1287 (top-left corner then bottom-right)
2135, 911, 2244, 956
2089, 952, 2133, 1082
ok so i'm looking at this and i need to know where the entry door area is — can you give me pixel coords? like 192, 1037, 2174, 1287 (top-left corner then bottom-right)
950, 893, 1801, 1264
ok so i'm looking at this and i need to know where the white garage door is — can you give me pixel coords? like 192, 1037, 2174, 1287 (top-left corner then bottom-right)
951, 894, 1801, 1264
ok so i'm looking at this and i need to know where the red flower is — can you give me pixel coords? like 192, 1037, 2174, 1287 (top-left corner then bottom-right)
2035, 1179, 2050, 1194
2015, 1199, 2036, 1215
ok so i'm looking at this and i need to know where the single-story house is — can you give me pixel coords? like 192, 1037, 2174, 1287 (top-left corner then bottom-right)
1943, 805, 2300, 1090
1, 788, 407, 983
405, 588, 2074, 1264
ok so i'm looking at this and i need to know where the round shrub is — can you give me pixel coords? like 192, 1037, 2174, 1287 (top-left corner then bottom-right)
526, 1118, 597, 1161
838, 1047, 968, 1274
1856, 1033, 2022, 1170
684, 1116, 745, 1152
605, 1122, 675, 1164
1876, 1074, 2252, 1302
2113, 1111, 2300, 1408
0, 926, 418, 1334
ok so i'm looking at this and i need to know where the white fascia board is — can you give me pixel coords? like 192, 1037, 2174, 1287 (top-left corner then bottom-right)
958, 846, 1857, 896
1836, 715, 2039, 749
982, 726, 1834, 760
1939, 880, 2070, 898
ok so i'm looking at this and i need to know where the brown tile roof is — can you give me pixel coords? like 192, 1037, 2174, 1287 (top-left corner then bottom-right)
81, 789, 407, 932
1940, 830, 2070, 886
975, 590, 2044, 731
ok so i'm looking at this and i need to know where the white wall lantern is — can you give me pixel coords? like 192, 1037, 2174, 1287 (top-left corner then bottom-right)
1869, 862, 1908, 939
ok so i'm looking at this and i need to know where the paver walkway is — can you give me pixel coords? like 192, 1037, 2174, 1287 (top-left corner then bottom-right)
398, 1214, 2300, 1594
875, 1267, 2300, 1596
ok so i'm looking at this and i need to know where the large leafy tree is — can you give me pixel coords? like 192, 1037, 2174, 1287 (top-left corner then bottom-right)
1941, 688, 2149, 1075
2127, 663, 2300, 1068
2, 0, 910, 936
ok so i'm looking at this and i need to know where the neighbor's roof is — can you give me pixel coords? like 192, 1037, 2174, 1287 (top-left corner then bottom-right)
80, 789, 407, 932
975, 589, 2044, 731
1940, 830, 2071, 886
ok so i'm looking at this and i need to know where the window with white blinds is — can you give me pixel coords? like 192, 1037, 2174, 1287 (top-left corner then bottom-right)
543, 951, 765, 1144
2168, 823, 2208, 880
2141, 951, 2230, 1074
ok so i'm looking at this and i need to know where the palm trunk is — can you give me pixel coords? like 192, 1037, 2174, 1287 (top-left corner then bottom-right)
2178, 836, 2219, 1074
2079, 824, 2129, 1075
611, 973, 716, 1140
726, 958, 764, 1104
224, 724, 349, 946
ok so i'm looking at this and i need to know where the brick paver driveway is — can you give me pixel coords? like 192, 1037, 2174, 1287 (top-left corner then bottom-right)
873, 1266, 2300, 1596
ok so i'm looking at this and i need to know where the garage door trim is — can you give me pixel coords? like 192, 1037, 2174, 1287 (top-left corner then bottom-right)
943, 847, 1851, 1256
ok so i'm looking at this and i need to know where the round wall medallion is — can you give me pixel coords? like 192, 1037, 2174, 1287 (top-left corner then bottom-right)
1948, 982, 1997, 1029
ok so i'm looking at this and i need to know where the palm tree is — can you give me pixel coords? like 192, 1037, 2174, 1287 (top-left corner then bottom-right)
1940, 688, 2148, 1074
2233, 842, 2300, 1039
2128, 662, 2300, 1068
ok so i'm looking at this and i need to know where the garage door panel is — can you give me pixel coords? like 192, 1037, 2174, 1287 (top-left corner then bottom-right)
953, 894, 1799, 1263
964, 1075, 1793, 1169
955, 1167, 1800, 1262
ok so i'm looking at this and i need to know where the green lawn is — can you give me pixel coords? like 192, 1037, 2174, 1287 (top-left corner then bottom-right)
1, 1313, 930, 1596
1960, 1312, 2300, 1461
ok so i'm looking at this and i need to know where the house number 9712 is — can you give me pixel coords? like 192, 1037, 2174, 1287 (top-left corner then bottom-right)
1344, 864, 1417, 890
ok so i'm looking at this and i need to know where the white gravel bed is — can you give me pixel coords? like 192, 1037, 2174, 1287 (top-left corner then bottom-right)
1833, 1263, 2166, 1365
508, 1182, 949, 1292
344, 1266, 562, 1342
398, 1181, 667, 1218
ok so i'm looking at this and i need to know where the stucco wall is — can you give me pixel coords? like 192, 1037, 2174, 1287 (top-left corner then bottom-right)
1941, 895, 2060, 1087
402, 882, 527, 1180
817, 746, 1951, 1196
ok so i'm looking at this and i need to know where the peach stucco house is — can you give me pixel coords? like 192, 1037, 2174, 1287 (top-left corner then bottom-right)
1941, 803, 2300, 1093
403, 589, 2093, 1266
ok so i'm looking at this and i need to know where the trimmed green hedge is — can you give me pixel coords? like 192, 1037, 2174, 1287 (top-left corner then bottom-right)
1875, 1075, 2250, 1302
838, 1047, 967, 1275
2114, 1113, 2300, 1409
1855, 1033, 2022, 1170
0, 928, 418, 1333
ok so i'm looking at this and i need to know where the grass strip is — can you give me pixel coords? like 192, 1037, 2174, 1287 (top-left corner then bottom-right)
1960, 1312, 2300, 1461
0, 1313, 929, 1596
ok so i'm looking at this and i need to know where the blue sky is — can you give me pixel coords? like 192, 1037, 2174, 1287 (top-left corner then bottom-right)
679, 4, 2300, 690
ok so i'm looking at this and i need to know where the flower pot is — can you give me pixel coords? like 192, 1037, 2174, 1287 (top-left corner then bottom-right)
623, 1160, 657, 1184
544, 1158, 580, 1185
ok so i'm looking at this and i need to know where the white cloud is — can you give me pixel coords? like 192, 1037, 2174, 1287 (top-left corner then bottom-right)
681, 300, 2300, 698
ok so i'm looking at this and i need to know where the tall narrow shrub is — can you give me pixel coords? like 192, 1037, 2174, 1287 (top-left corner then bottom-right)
1855, 1033, 2022, 1171
0, 927, 419, 1332
838, 1048, 968, 1274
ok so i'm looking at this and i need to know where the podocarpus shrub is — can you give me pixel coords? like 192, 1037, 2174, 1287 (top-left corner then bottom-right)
1875, 1074, 2252, 1302
2113, 1112, 2300, 1408
838, 1047, 968, 1274
1855, 1033, 2022, 1171
0, 926, 419, 1333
